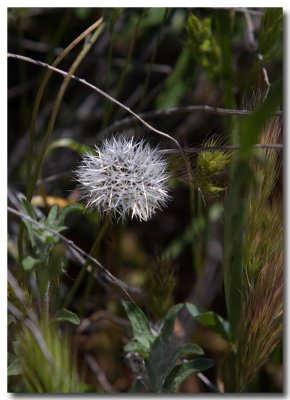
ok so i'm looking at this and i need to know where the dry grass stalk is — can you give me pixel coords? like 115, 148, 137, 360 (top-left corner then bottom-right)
235, 117, 283, 391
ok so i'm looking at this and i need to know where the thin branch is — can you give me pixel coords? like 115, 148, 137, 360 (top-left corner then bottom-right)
84, 354, 115, 393
7, 206, 137, 301
7, 52, 180, 149
159, 143, 283, 155
99, 105, 282, 137
7, 52, 197, 203
197, 372, 220, 393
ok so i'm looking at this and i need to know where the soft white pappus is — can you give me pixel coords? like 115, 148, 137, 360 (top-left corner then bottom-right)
75, 136, 171, 222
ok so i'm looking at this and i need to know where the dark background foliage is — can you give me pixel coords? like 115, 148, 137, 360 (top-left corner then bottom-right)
8, 8, 283, 393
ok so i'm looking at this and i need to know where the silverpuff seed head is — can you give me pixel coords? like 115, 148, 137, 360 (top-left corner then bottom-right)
75, 136, 171, 222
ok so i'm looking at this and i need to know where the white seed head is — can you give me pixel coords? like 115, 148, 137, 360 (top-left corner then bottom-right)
75, 136, 171, 222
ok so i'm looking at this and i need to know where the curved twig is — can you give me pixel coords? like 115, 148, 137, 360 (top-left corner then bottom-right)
7, 52, 180, 149
98, 105, 282, 137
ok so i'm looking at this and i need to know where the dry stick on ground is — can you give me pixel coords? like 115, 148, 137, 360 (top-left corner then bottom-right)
7, 206, 137, 302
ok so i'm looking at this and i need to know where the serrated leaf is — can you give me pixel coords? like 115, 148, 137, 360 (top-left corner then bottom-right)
162, 358, 214, 392
8, 358, 23, 376
55, 308, 80, 325
186, 303, 231, 341
123, 302, 153, 342
22, 255, 42, 271
178, 342, 204, 357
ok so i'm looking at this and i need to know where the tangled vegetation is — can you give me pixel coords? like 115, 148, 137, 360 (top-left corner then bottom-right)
8, 8, 283, 393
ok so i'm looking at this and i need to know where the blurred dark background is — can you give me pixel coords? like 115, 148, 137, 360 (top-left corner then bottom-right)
8, 8, 283, 393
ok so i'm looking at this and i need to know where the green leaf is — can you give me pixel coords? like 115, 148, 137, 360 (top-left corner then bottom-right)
8, 358, 23, 376
56, 203, 84, 224
46, 205, 58, 226
158, 304, 184, 342
185, 303, 200, 317
124, 341, 150, 358
123, 302, 153, 342
162, 358, 214, 392
20, 198, 37, 219
138, 8, 167, 29
258, 8, 283, 63
178, 342, 204, 357
55, 308, 80, 325
186, 303, 231, 341
46, 138, 91, 157
196, 312, 230, 341
48, 243, 68, 280
214, 9, 236, 109
22, 255, 42, 271
145, 304, 184, 391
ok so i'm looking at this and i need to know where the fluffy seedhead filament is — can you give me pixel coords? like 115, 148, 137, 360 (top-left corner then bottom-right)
75, 136, 171, 222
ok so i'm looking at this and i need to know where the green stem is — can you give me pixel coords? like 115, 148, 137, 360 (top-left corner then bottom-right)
18, 18, 104, 265
194, 192, 204, 275
26, 18, 104, 200
215, 10, 236, 132
17, 18, 104, 263
28, 23, 105, 201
